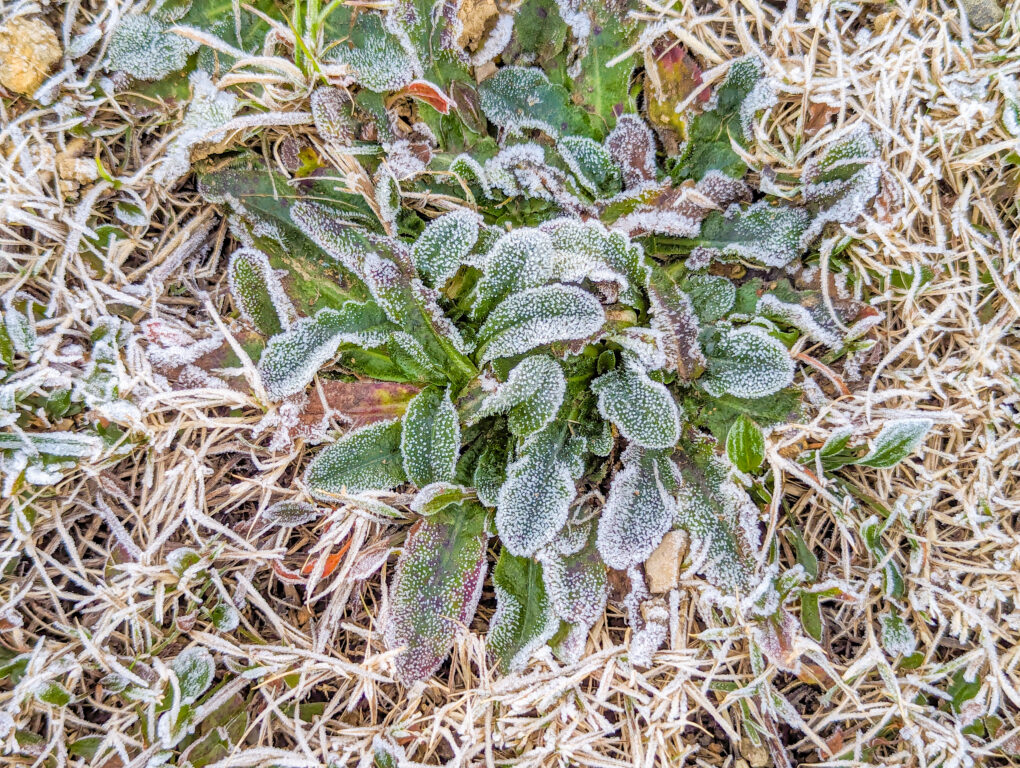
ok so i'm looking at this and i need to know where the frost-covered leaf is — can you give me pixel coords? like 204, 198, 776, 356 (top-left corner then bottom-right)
478, 66, 586, 138
596, 444, 678, 570
726, 414, 765, 473
0, 431, 102, 458
674, 452, 761, 591
228, 248, 295, 337
802, 128, 882, 245
472, 229, 555, 319
701, 325, 795, 399
476, 356, 566, 437
856, 419, 933, 469
496, 426, 575, 556
263, 501, 322, 527
558, 135, 622, 198
171, 646, 214, 703
411, 210, 480, 288
538, 525, 607, 654
646, 265, 706, 379
682, 274, 736, 324
385, 506, 487, 683
482, 144, 586, 213
303, 419, 406, 498
473, 433, 509, 508
756, 273, 884, 350
693, 202, 809, 269
409, 483, 475, 516
210, 602, 240, 633
310, 86, 354, 146
475, 284, 605, 363
258, 302, 394, 400
35, 681, 73, 707
327, 12, 420, 93
591, 356, 681, 449
671, 56, 776, 181
106, 14, 199, 81
879, 611, 916, 657
604, 114, 656, 188
400, 386, 460, 487
487, 549, 558, 673
540, 218, 644, 303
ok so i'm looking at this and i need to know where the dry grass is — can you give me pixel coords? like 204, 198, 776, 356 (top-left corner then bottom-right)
1, 0, 1019, 766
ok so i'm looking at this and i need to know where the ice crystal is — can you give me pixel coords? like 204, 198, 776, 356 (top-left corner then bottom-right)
496, 427, 576, 556
540, 218, 641, 297
701, 325, 795, 399
482, 144, 584, 212
411, 210, 479, 288
683, 274, 736, 324
303, 419, 406, 498
597, 444, 678, 570
476, 356, 566, 437
470, 14, 514, 67
475, 284, 605, 363
290, 201, 366, 276
227, 248, 295, 337
590, 356, 682, 449
604, 114, 657, 188
259, 303, 393, 400
106, 14, 199, 81
400, 386, 461, 487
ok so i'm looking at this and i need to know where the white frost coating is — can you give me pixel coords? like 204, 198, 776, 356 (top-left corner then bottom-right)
473, 228, 556, 318
539, 218, 634, 292
482, 144, 582, 212
675, 455, 762, 591
611, 208, 702, 238
606, 327, 668, 372
1000, 75, 1020, 138
400, 386, 461, 487
154, 71, 239, 186
290, 201, 365, 276
496, 429, 576, 556
329, 15, 421, 92
411, 209, 480, 287
409, 483, 472, 514
381, 139, 428, 180
106, 14, 199, 81
470, 14, 514, 67
475, 355, 566, 437
479, 67, 566, 137
141, 319, 223, 369
879, 612, 917, 657
558, 136, 617, 197
449, 153, 490, 195
227, 248, 296, 333
757, 293, 842, 349
604, 114, 656, 188
487, 581, 559, 672
538, 538, 607, 629
258, 304, 392, 400
590, 356, 681, 449
705, 201, 809, 268
702, 325, 795, 399
476, 284, 605, 363
801, 128, 882, 246
596, 444, 678, 570
374, 168, 400, 226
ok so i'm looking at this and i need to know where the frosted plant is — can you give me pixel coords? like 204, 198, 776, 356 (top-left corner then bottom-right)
199, 2, 918, 683
106, 14, 199, 81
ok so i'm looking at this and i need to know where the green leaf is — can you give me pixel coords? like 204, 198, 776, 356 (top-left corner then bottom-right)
700, 325, 795, 399
34, 681, 73, 707
879, 611, 916, 657
171, 646, 215, 703
539, 525, 608, 630
385, 505, 488, 683
327, 12, 418, 92
558, 136, 622, 198
487, 550, 558, 673
682, 274, 736, 324
726, 414, 765, 473
475, 284, 605, 363
855, 419, 933, 469
472, 229, 556, 320
258, 303, 395, 399
800, 593, 823, 642
693, 202, 809, 269
411, 210, 480, 288
496, 425, 575, 556
304, 419, 407, 498
674, 450, 761, 591
596, 444, 678, 570
473, 431, 510, 508
568, 6, 639, 137
475, 355, 566, 437
479, 66, 588, 138
400, 386, 461, 487
106, 14, 198, 81
227, 248, 295, 337
591, 356, 682, 449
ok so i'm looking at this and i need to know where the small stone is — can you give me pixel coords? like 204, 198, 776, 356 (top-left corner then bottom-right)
0, 16, 62, 96
644, 529, 689, 593
959, 0, 1003, 29
740, 737, 771, 768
